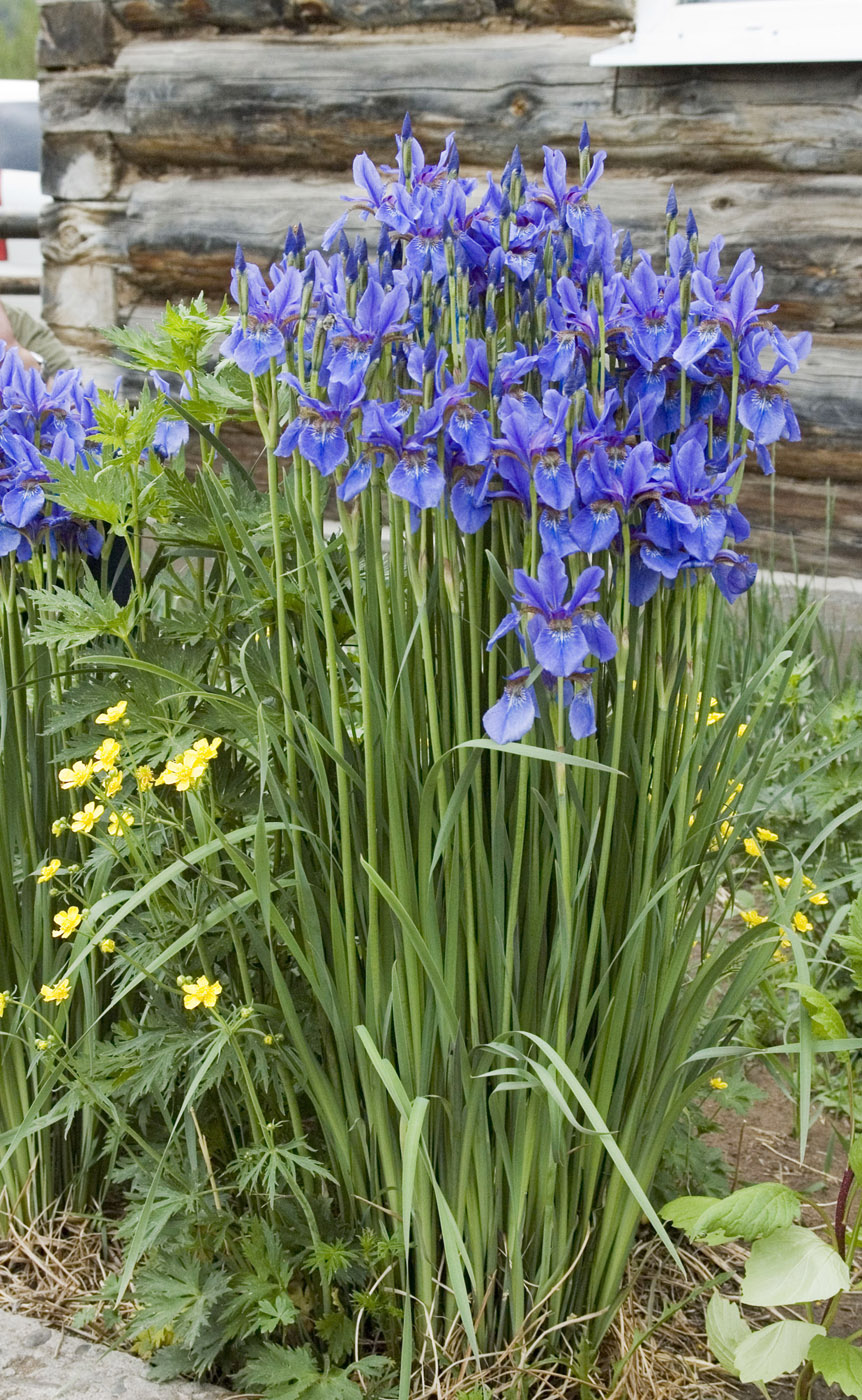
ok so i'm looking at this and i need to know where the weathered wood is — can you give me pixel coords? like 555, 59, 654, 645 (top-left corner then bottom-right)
41, 131, 119, 199
115, 169, 862, 333
54, 32, 856, 175
109, 0, 285, 28
109, 31, 615, 170
607, 62, 862, 176
513, 0, 632, 24
41, 200, 128, 265
40, 71, 128, 135
743, 476, 862, 577
41, 261, 117, 340
38, 0, 116, 69
297, 0, 495, 23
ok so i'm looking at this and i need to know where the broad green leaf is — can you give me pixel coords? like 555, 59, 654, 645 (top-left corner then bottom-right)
689, 1183, 801, 1244
808, 1335, 862, 1396
660, 1195, 721, 1238
741, 1225, 850, 1306
797, 985, 850, 1062
705, 1292, 750, 1376
836, 892, 862, 993
735, 1321, 825, 1384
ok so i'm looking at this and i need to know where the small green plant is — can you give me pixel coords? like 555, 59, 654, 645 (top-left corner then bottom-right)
663, 1176, 862, 1396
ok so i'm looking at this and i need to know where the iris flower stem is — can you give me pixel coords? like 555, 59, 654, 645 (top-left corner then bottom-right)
554, 676, 574, 1054
309, 467, 359, 1030
345, 530, 381, 1032
0, 566, 39, 867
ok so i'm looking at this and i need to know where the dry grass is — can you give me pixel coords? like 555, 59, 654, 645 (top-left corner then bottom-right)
0, 1193, 122, 1338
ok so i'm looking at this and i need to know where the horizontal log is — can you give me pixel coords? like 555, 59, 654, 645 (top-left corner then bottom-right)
114, 169, 862, 334
41, 132, 119, 200
607, 61, 862, 176
40, 71, 129, 135
32, 31, 849, 175
110, 31, 615, 170
110, 0, 284, 26
0, 212, 40, 238
0, 275, 41, 295
38, 0, 116, 69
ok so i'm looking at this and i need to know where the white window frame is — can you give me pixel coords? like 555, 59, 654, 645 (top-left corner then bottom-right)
590, 0, 862, 66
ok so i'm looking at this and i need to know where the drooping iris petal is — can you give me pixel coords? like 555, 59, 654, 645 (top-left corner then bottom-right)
534, 453, 575, 512
450, 475, 492, 534
0, 523, 21, 555
629, 554, 662, 607
486, 609, 521, 652
482, 670, 539, 744
388, 452, 445, 510
674, 322, 722, 370
539, 509, 579, 558
448, 407, 491, 466
222, 322, 286, 375
337, 454, 373, 502
154, 418, 190, 459
570, 503, 619, 554
299, 421, 348, 477
3, 483, 45, 528
528, 615, 589, 677
678, 507, 727, 563
569, 685, 596, 740
738, 386, 788, 445
580, 613, 618, 662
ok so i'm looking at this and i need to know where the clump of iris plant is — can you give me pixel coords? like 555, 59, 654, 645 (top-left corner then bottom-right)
30, 117, 814, 1390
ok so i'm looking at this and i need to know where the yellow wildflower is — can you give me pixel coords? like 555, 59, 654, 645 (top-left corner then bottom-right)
58, 760, 94, 790
102, 769, 124, 798
792, 911, 813, 934
775, 875, 791, 890
107, 810, 135, 837
189, 737, 222, 764
93, 738, 121, 773
181, 975, 223, 1011
53, 906, 83, 940
157, 753, 208, 792
737, 723, 748, 737
95, 701, 127, 726
809, 891, 829, 907
743, 837, 762, 859
802, 875, 816, 890
740, 908, 767, 928
0, 991, 9, 1017
40, 978, 71, 1005
37, 859, 61, 884
51, 818, 67, 837
263, 1034, 274, 1046
70, 802, 104, 834
719, 820, 735, 842
710, 1077, 728, 1091
135, 765, 155, 791
99, 938, 116, 954
756, 827, 779, 843
707, 710, 725, 726
772, 947, 787, 963
35, 1037, 51, 1051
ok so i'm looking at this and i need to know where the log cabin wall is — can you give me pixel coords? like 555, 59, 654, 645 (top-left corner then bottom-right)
36, 0, 862, 570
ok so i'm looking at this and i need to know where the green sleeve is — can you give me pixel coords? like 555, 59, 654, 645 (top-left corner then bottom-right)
5, 304, 74, 377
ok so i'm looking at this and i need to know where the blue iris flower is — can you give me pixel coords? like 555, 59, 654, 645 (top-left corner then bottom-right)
276, 375, 366, 477
483, 667, 540, 744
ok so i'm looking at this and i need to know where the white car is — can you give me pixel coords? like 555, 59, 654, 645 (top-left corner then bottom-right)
0, 79, 44, 302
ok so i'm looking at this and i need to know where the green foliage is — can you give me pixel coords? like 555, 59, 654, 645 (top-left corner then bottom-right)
741, 1225, 850, 1306
0, 0, 37, 78
662, 1182, 802, 1244
808, 1335, 862, 1397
